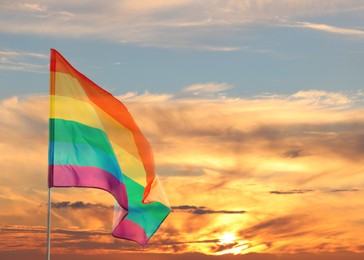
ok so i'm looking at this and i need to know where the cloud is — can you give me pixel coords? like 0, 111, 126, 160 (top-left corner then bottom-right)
16, 3, 48, 12
269, 189, 314, 195
181, 82, 232, 97
1, 90, 364, 255
118, 91, 174, 103
118, 0, 195, 14
119, 89, 364, 254
289, 90, 352, 105
3, 249, 364, 260
0, 225, 141, 255
328, 188, 360, 193
1, 1, 364, 48
190, 45, 242, 52
51, 201, 112, 209
281, 149, 306, 158
172, 205, 246, 215
298, 22, 364, 36
0, 49, 48, 72
0, 50, 48, 59
239, 214, 315, 242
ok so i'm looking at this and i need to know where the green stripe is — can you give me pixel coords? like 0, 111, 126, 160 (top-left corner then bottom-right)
50, 118, 114, 155
124, 175, 170, 236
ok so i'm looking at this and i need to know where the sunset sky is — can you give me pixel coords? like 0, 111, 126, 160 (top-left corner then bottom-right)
1, 1, 364, 259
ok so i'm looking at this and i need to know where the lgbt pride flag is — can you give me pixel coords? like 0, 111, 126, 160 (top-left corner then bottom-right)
48, 49, 170, 246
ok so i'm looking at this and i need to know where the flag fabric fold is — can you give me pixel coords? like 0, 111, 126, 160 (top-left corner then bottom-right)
48, 49, 170, 246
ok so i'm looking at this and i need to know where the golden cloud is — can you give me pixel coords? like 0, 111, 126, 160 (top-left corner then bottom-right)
1, 90, 364, 255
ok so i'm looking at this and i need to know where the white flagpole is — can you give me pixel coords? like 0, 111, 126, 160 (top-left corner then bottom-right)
46, 188, 52, 260
47, 48, 52, 260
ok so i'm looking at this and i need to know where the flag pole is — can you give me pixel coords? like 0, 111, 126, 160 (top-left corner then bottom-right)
46, 188, 51, 260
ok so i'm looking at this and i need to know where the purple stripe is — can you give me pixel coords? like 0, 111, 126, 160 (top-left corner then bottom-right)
49, 165, 128, 210
112, 218, 149, 247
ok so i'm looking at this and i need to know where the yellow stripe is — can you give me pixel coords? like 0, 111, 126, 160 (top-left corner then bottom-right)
51, 95, 140, 159
51, 95, 103, 129
112, 142, 147, 187
51, 95, 147, 185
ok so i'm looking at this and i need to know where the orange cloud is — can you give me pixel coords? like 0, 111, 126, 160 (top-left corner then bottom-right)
1, 90, 364, 256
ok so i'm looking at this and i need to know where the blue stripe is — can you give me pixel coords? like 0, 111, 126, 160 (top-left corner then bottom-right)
50, 141, 123, 181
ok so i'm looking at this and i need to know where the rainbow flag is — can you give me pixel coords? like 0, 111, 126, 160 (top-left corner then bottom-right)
48, 49, 170, 246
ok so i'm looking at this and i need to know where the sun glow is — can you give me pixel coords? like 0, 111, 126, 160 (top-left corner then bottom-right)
217, 233, 256, 255
217, 235, 251, 255
219, 233, 236, 245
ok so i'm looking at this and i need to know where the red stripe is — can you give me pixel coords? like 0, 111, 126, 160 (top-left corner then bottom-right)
112, 218, 149, 247
50, 49, 77, 75
49, 164, 128, 211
